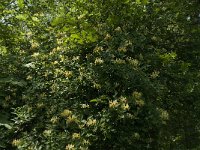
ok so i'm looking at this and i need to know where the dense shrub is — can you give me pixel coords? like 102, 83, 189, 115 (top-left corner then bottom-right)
0, 0, 200, 149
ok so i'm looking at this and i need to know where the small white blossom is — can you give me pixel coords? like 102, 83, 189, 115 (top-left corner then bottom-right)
86, 118, 97, 126
95, 58, 104, 64
109, 100, 119, 108
66, 144, 75, 150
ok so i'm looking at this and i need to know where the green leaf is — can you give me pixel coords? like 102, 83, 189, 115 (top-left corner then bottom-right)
160, 52, 177, 62
32, 16, 39, 22
0, 77, 27, 87
136, 0, 141, 4
141, 0, 148, 4
0, 46, 7, 56
0, 112, 12, 129
16, 14, 28, 21
17, 0, 24, 9
0, 123, 12, 129
90, 99, 98, 103
51, 17, 65, 26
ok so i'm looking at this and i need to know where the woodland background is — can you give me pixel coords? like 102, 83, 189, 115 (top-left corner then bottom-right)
0, 0, 200, 149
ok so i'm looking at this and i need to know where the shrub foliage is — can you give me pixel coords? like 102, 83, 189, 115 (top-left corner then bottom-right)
0, 0, 200, 149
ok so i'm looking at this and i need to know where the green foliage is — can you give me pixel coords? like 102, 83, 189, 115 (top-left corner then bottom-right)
0, 0, 200, 149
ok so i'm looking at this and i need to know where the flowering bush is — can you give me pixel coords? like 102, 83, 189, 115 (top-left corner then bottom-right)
0, 0, 200, 149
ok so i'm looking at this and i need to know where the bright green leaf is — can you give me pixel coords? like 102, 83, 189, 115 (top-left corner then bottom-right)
16, 14, 28, 21
51, 17, 65, 26
17, 0, 24, 9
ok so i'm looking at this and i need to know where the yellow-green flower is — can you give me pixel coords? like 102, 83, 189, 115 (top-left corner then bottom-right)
26, 75, 32, 80
83, 139, 90, 145
119, 96, 127, 103
122, 104, 130, 110
135, 99, 145, 107
109, 100, 119, 108
50, 116, 59, 124
43, 130, 52, 137
66, 144, 75, 150
86, 118, 97, 126
64, 71, 73, 78
61, 109, 72, 118
150, 71, 160, 79
132, 91, 142, 99
67, 115, 78, 123
81, 104, 90, 108
72, 133, 80, 139
104, 33, 112, 40
12, 139, 22, 146
95, 58, 104, 64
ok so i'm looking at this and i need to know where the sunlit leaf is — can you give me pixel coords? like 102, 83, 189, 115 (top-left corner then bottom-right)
16, 14, 28, 21
17, 0, 24, 9
51, 16, 65, 26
